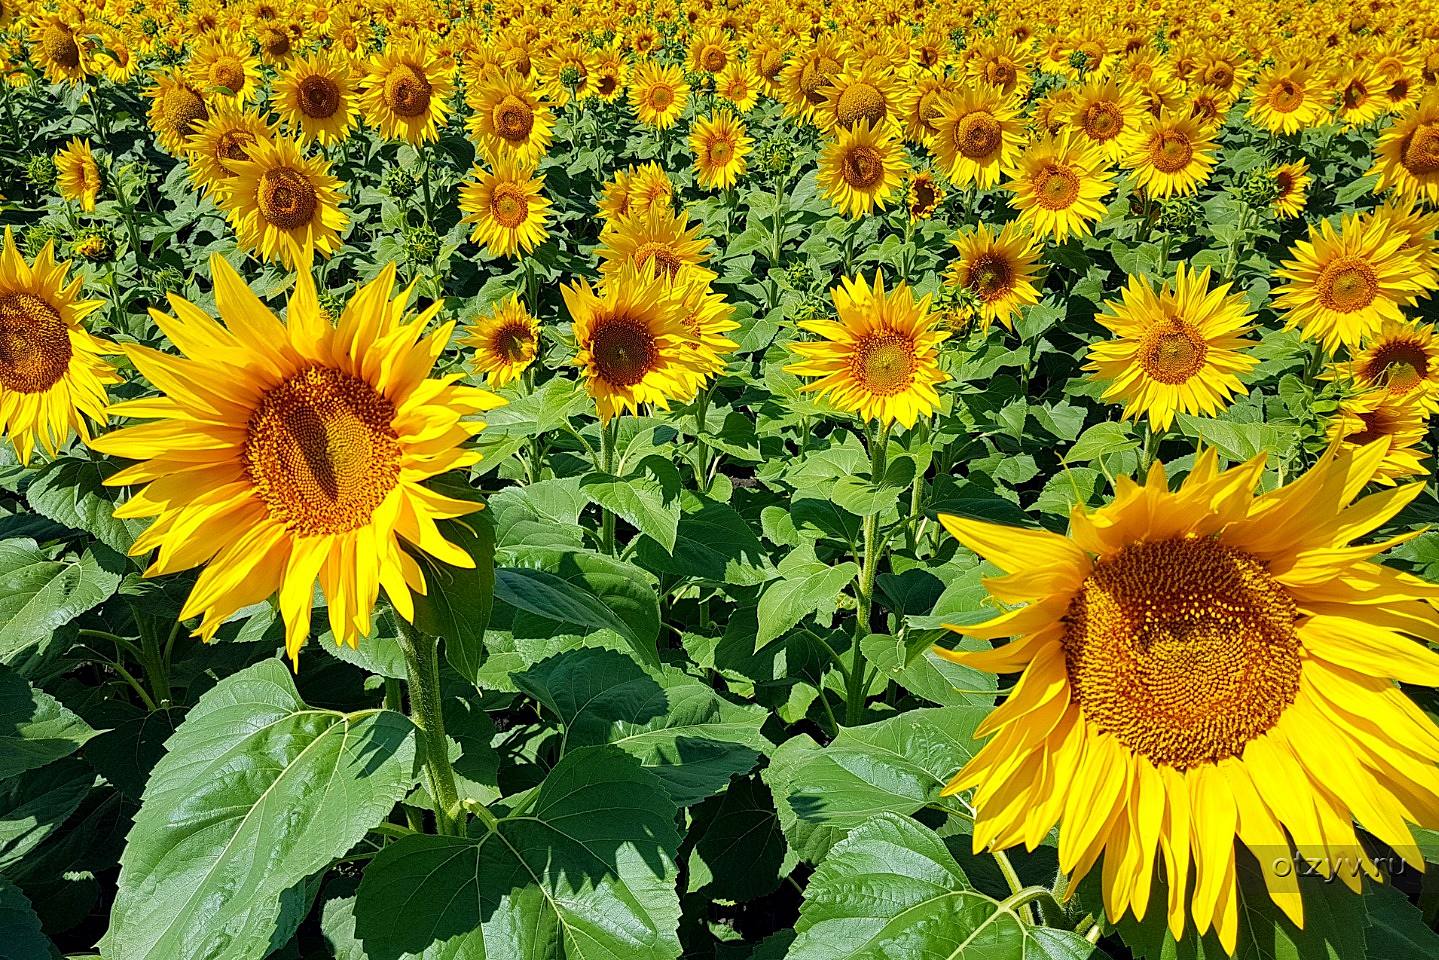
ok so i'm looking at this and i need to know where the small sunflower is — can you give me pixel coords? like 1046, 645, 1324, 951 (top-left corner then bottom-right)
943, 222, 1042, 333
465, 68, 553, 168
1326, 391, 1430, 485
690, 110, 752, 191
274, 50, 360, 146
1005, 133, 1116, 243
91, 257, 504, 663
1064, 77, 1146, 164
928, 85, 1024, 190
785, 270, 949, 429
818, 64, 908, 134
1247, 62, 1328, 134
1272, 160, 1311, 218
597, 204, 714, 284
716, 62, 759, 113
1370, 93, 1439, 205
187, 36, 261, 103
1332, 61, 1390, 128
147, 68, 212, 154
360, 42, 455, 144
1273, 212, 1428, 352
1124, 110, 1217, 198
1333, 318, 1439, 411
688, 27, 732, 77
184, 105, 275, 200
54, 138, 101, 212
457, 157, 551, 259
0, 229, 117, 463
906, 171, 945, 221
462, 293, 539, 388
1086, 263, 1258, 429
629, 60, 689, 130
817, 119, 910, 219
781, 38, 845, 125
219, 136, 348, 268
27, 17, 89, 85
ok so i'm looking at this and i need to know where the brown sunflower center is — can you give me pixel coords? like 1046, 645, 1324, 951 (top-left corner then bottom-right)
210, 58, 246, 94
1149, 130, 1193, 173
634, 242, 684, 279
493, 94, 534, 140
1342, 79, 1369, 110
706, 135, 734, 164
489, 182, 529, 229
1402, 124, 1439, 176
0, 292, 72, 394
969, 253, 1014, 301
160, 85, 210, 140
1203, 63, 1233, 88
260, 28, 291, 59
491, 321, 533, 362
836, 81, 886, 128
1140, 319, 1209, 383
298, 74, 340, 119
851, 332, 916, 396
1388, 78, 1411, 103
1317, 256, 1379, 313
1080, 101, 1123, 141
910, 177, 938, 216
984, 60, 1017, 88
244, 367, 401, 536
216, 129, 257, 164
1032, 162, 1080, 210
1364, 339, 1429, 391
38, 25, 80, 70
590, 315, 658, 387
700, 44, 727, 74
1350, 407, 1402, 445
648, 83, 675, 110
384, 63, 432, 118
258, 167, 318, 231
799, 59, 834, 103
1274, 169, 1295, 197
1063, 536, 1301, 770
841, 144, 885, 189
955, 111, 1002, 160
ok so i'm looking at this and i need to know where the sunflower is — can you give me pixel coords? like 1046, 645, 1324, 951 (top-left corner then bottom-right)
1085, 264, 1258, 429
1370, 93, 1439, 205
817, 119, 910, 219
1124, 110, 1217, 198
935, 444, 1439, 952
1333, 318, 1439, 411
27, 16, 89, 85
964, 35, 1034, 100
781, 37, 845, 125
1273, 212, 1428, 352
716, 61, 759, 112
538, 41, 594, 106
628, 60, 689, 130
1332, 60, 1390, 127
818, 64, 907, 134
188, 36, 261, 103
907, 171, 945, 221
564, 265, 710, 422
690, 110, 752, 191
1064, 77, 1146, 164
590, 46, 628, 102
672, 272, 738, 383
597, 204, 714, 284
273, 50, 359, 145
625, 162, 676, 217
462, 293, 539, 388
1247, 62, 1328, 134
465, 68, 553, 167
785, 270, 948, 429
91, 256, 504, 663
1187, 84, 1237, 127
1005, 133, 1116, 243
928, 85, 1024, 190
219, 136, 348, 268
54, 138, 101, 212
457, 156, 550, 259
0, 229, 116, 464
1326, 391, 1430, 485
750, 39, 787, 98
184, 105, 275, 200
688, 26, 732, 78
943, 222, 1042, 333
359, 42, 455, 144
147, 68, 212, 154
1371, 198, 1439, 287
1272, 160, 1311, 218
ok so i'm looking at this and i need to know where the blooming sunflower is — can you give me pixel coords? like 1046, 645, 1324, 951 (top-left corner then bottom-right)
1332, 60, 1390, 128
1005, 133, 1116, 243
91, 257, 504, 663
0, 229, 116, 464
219, 135, 348, 269
964, 35, 1034, 100
781, 37, 845, 125
1247, 62, 1328, 134
943, 222, 1042, 333
1370, 93, 1439, 205
818, 64, 908, 134
457, 157, 551, 259
187, 36, 261, 103
1333, 317, 1439, 411
27, 17, 89, 85
1086, 263, 1258, 429
1065, 77, 1146, 164
907, 171, 945, 221
54, 138, 100, 212
1272, 160, 1311, 219
359, 42, 455, 144
1124, 111, 1218, 198
672, 272, 738, 384
146, 68, 212, 154
1325, 392, 1431, 484
184, 105, 275, 200
563, 265, 710, 422
935, 444, 1439, 952
928, 85, 1024, 190
462, 293, 539, 388
628, 60, 689, 130
1273, 212, 1428, 352
690, 110, 752, 191
465, 68, 554, 168
817, 119, 910, 219
785, 270, 948, 429
597, 204, 714, 285
688, 27, 732, 77
1370, 198, 1439, 288
274, 50, 360, 146
716, 62, 759, 113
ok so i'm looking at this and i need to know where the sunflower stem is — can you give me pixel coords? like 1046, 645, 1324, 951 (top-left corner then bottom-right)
600, 417, 618, 554
395, 618, 463, 836
692, 386, 712, 494
905, 420, 928, 554
994, 856, 1045, 925
846, 420, 890, 725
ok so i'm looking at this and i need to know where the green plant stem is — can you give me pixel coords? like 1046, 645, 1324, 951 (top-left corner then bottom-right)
845, 420, 890, 725
384, 678, 427, 832
420, 147, 435, 224
993, 851, 1044, 925
692, 387, 712, 494
905, 421, 928, 554
395, 619, 462, 836
600, 418, 618, 555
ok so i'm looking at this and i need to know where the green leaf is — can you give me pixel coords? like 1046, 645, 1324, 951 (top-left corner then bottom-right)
0, 757, 93, 871
516, 648, 770, 805
104, 659, 420, 960
25, 456, 144, 554
755, 561, 859, 651
633, 492, 775, 586
687, 775, 788, 902
832, 455, 917, 518
1366, 883, 1439, 957
0, 540, 123, 660
407, 482, 494, 685
1065, 422, 1139, 463
0, 664, 96, 781
582, 466, 682, 553
861, 633, 997, 707
788, 812, 1096, 960
353, 746, 681, 960
0, 876, 52, 960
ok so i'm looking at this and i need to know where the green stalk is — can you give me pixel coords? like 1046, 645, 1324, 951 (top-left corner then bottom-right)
692, 387, 712, 494
845, 420, 891, 725
395, 618, 463, 836
600, 418, 618, 555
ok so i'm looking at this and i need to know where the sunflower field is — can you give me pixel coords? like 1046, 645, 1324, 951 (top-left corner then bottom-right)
4, 1, 1439, 958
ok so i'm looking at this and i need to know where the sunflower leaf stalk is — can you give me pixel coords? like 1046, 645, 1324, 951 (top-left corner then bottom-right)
846, 419, 891, 725
395, 617, 464, 836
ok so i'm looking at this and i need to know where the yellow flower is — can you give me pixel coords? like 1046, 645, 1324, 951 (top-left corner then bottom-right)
0, 229, 117, 463
187, 35, 261, 104
1332, 317, 1439, 412
359, 42, 455, 144
465, 68, 553, 168
781, 37, 845, 125
1085, 264, 1258, 429
936, 445, 1439, 953
219, 136, 348, 269
690, 110, 752, 191
1332, 60, 1390, 128
716, 62, 760, 113
146, 68, 212, 154
943, 222, 1042, 333
462, 293, 539, 388
54, 138, 101, 212
28, 17, 90, 85
928, 85, 1024, 190
1272, 160, 1310, 218
1124, 110, 1217, 198
597, 204, 714, 285
906, 171, 945, 221
818, 64, 909, 134
688, 27, 732, 77
1326, 391, 1431, 484
817, 119, 910, 218
1247, 62, 1328, 134
1370, 93, 1439, 205
457, 157, 551, 259
1064, 77, 1146, 164
629, 60, 689, 130
184, 105, 275, 200
785, 270, 949, 429
1004, 133, 1116, 243
274, 50, 360, 146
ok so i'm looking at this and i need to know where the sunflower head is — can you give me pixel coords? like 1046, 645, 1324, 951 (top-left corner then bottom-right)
462, 292, 540, 388
817, 119, 910, 219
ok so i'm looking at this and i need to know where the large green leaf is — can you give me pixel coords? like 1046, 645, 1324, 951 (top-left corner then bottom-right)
0, 876, 51, 960
0, 540, 123, 660
787, 813, 1096, 960
633, 492, 774, 586
755, 561, 859, 651
0, 757, 93, 871
516, 648, 770, 805
687, 775, 789, 902
0, 665, 96, 781
25, 456, 144, 554
104, 659, 420, 960
354, 746, 681, 960
581, 468, 681, 553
